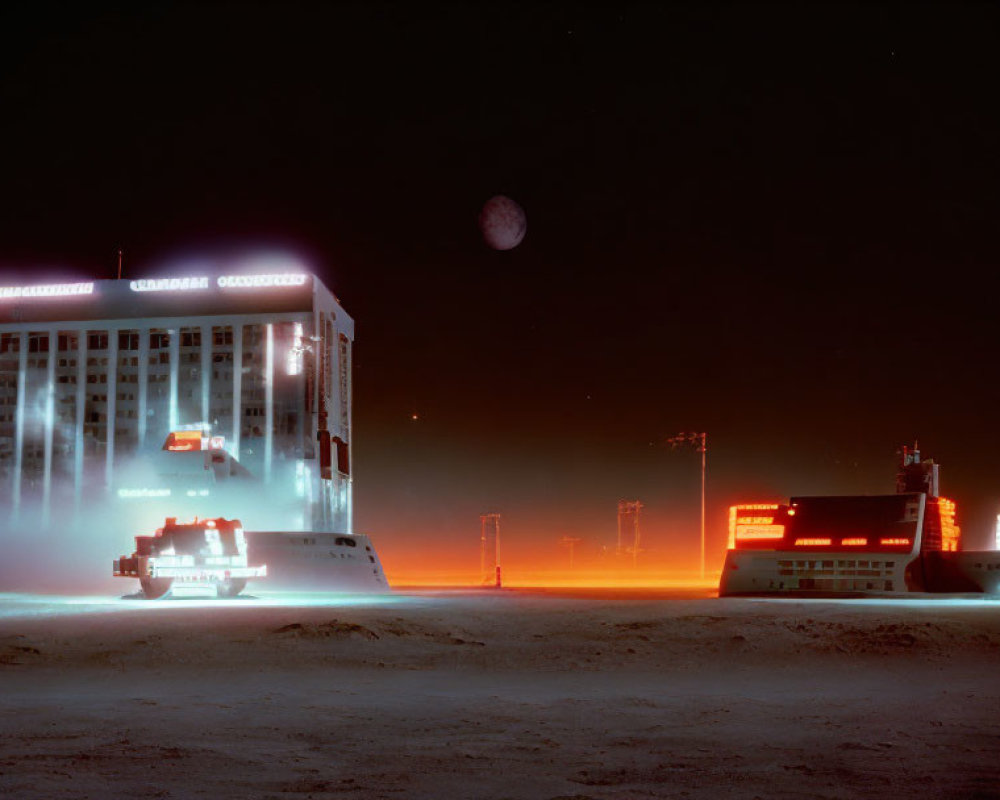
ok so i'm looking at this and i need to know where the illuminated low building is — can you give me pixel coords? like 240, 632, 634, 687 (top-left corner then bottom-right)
719, 445, 1000, 596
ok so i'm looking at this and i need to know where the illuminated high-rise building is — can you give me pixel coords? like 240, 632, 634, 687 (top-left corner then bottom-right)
0, 261, 358, 541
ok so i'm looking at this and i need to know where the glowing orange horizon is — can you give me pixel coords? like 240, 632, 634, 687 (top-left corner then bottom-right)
384, 572, 720, 589
381, 560, 723, 589
373, 511, 731, 590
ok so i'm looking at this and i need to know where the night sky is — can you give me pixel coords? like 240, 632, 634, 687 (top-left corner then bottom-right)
1, 3, 999, 578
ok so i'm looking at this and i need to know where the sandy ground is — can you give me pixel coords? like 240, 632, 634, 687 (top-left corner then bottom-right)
1, 588, 999, 799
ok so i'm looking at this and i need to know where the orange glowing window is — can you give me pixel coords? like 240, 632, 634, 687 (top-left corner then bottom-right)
794, 538, 832, 546
939, 497, 961, 552
736, 516, 775, 525
880, 538, 912, 546
164, 430, 203, 451
736, 525, 786, 541
729, 503, 784, 549
841, 538, 868, 546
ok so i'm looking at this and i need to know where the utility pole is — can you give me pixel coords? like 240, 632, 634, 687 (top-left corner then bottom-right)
668, 431, 708, 579
480, 513, 501, 586
700, 434, 706, 579
617, 500, 643, 567
559, 536, 581, 568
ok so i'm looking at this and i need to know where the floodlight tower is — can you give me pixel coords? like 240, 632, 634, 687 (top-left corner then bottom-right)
617, 500, 643, 567
480, 512, 501, 586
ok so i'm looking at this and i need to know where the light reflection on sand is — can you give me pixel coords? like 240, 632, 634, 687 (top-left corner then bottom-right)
1, 587, 997, 621
738, 595, 1000, 608
0, 591, 417, 619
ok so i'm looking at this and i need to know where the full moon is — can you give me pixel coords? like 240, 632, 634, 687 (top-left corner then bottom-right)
478, 195, 527, 250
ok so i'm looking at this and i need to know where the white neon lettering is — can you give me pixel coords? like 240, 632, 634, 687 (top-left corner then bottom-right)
129, 277, 210, 292
117, 488, 172, 498
216, 273, 308, 289
175, 422, 210, 432
0, 282, 94, 300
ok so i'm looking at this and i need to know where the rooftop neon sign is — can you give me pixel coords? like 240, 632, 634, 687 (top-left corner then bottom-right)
130, 277, 209, 292
0, 282, 94, 300
128, 273, 308, 292
0, 273, 310, 299
217, 274, 308, 288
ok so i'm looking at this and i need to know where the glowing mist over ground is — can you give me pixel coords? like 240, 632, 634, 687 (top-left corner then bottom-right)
0, 451, 323, 595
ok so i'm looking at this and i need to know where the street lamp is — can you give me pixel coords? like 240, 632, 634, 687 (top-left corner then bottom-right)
667, 431, 708, 579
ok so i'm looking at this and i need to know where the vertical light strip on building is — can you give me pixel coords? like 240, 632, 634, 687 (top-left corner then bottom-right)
137, 328, 148, 448
200, 324, 210, 427
344, 332, 353, 535
74, 331, 86, 509
312, 309, 321, 442
11, 331, 27, 520
232, 325, 242, 461
264, 322, 274, 483
323, 317, 332, 530
312, 309, 322, 531
105, 329, 118, 490
168, 328, 179, 431
41, 331, 56, 526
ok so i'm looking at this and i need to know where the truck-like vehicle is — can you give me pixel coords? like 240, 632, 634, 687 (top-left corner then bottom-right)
113, 517, 267, 599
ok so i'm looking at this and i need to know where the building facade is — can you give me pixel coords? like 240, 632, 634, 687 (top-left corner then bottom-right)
0, 266, 354, 535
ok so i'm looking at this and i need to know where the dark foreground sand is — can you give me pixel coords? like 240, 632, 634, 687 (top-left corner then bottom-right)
1, 588, 999, 799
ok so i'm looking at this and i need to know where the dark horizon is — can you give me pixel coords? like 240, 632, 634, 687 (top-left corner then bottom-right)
2, 2, 999, 576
